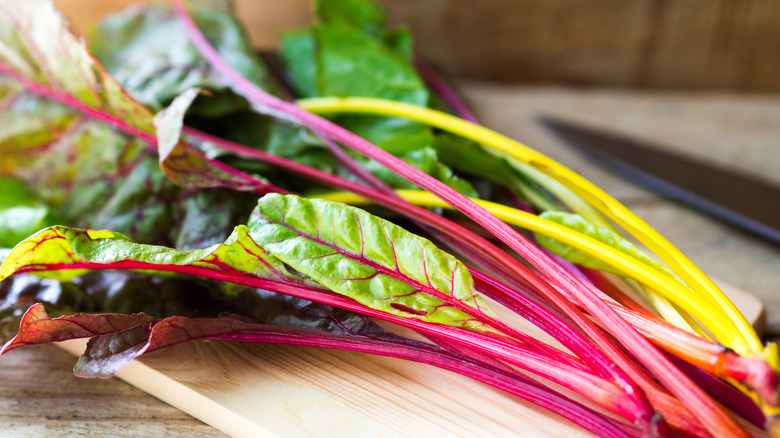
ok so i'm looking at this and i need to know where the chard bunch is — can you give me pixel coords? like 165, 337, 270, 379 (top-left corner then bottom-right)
0, 0, 777, 436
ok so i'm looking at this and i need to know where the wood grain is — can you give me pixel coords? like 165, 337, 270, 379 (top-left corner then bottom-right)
0, 343, 226, 437
56, 338, 595, 438
382, 0, 780, 91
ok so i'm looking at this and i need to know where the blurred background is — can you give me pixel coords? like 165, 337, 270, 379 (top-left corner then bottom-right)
56, 0, 780, 91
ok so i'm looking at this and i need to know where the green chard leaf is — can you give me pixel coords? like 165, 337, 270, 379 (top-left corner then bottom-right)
248, 194, 496, 331
316, 0, 387, 39
280, 5, 477, 197
0, 177, 64, 248
0, 72, 158, 230
536, 211, 677, 279
0, 193, 497, 332
281, 23, 427, 105
90, 0, 277, 114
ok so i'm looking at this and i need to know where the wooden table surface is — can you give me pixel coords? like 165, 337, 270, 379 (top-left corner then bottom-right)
2, 84, 780, 437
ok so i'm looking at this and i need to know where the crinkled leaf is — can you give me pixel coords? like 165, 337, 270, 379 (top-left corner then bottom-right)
0, 2, 153, 130
89, 158, 181, 245
90, 0, 277, 114
0, 224, 314, 292
0, 74, 157, 230
248, 194, 495, 331
0, 0, 265, 197
536, 211, 678, 279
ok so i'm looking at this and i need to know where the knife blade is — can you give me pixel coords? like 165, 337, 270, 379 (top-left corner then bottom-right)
540, 117, 780, 246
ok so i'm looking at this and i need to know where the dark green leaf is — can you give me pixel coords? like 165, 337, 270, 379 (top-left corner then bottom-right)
279, 30, 319, 98
174, 188, 259, 250
315, 24, 428, 105
90, 158, 180, 245
90, 0, 277, 114
316, 0, 386, 39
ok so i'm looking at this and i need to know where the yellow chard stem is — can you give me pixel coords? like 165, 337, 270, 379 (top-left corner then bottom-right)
299, 95, 761, 354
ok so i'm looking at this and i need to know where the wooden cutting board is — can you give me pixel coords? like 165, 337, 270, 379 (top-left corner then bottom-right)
55, 281, 764, 438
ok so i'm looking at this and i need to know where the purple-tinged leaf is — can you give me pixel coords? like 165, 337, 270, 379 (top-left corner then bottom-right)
154, 88, 281, 192
0, 0, 274, 196
0, 303, 154, 355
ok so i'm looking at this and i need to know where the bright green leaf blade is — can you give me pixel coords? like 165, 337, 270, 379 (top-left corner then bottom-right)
0, 177, 36, 210
248, 194, 496, 331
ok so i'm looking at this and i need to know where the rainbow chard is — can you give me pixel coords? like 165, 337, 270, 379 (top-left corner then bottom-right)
0, 196, 648, 433
1, 0, 778, 437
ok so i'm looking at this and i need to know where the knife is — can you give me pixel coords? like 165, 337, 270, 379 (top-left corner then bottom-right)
540, 117, 780, 246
